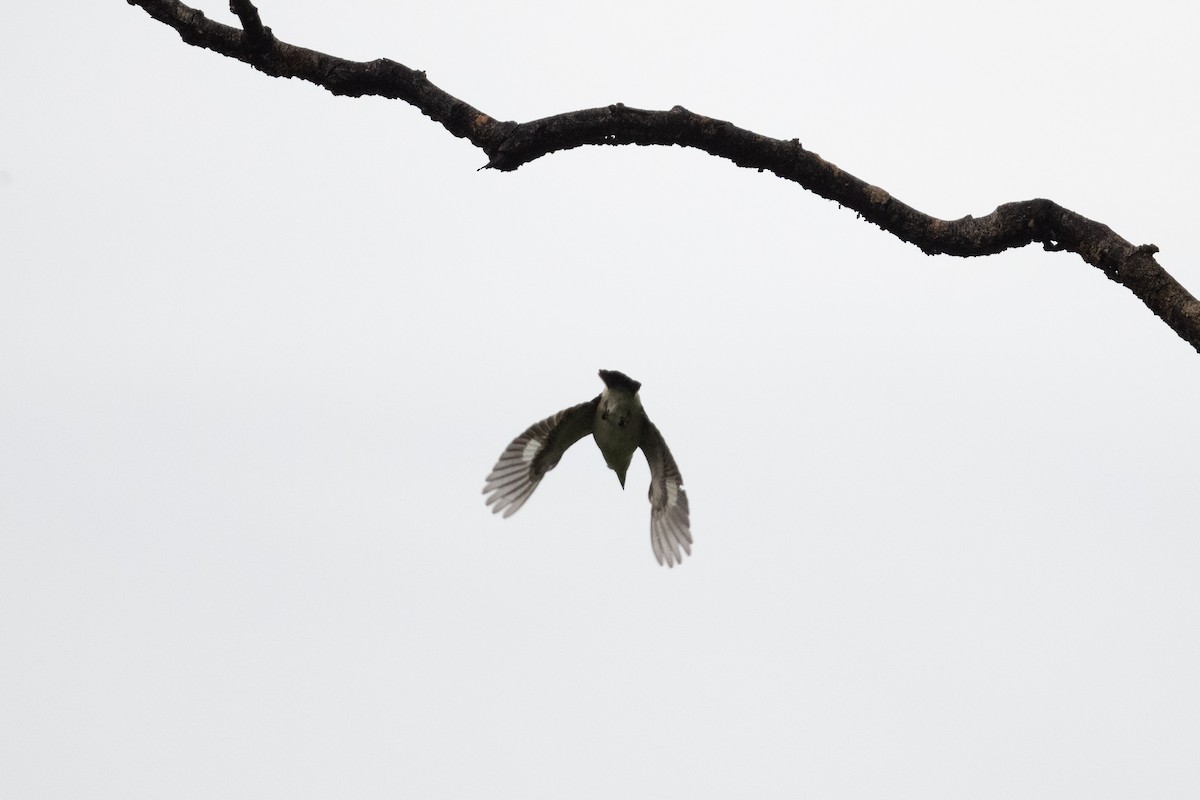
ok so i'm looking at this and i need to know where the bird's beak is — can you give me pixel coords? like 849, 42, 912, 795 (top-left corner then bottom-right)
617, 470, 627, 490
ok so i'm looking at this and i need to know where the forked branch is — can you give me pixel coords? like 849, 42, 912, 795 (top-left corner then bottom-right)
126, 0, 1200, 353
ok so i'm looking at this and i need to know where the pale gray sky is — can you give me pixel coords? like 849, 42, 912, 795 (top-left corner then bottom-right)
3, 1, 1199, 798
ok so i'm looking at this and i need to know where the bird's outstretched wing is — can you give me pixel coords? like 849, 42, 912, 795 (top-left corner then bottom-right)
639, 416, 692, 567
483, 398, 599, 518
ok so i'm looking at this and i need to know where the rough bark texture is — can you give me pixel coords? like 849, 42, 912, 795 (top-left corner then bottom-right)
127, 0, 1200, 354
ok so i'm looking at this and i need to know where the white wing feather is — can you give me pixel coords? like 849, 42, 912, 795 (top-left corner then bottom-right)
483, 400, 597, 518
640, 417, 692, 567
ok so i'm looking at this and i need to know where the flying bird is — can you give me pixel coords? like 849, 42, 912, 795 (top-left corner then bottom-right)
483, 370, 692, 566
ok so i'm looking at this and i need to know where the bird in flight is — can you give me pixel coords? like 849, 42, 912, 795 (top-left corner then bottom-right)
483, 370, 692, 566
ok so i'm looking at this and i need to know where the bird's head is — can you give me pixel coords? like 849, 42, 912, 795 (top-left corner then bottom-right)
598, 369, 642, 396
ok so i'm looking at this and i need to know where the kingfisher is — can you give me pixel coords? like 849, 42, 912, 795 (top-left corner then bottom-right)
483, 370, 692, 566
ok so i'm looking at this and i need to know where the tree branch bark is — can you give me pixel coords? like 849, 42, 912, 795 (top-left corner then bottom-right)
126, 0, 1200, 354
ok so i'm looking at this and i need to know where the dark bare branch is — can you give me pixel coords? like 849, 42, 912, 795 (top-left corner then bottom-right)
124, 0, 1200, 353
227, 0, 267, 44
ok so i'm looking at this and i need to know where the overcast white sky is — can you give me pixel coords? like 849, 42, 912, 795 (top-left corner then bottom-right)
3, 1, 1199, 798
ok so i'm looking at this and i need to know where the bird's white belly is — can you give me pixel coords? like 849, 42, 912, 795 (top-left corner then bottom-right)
593, 419, 639, 467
